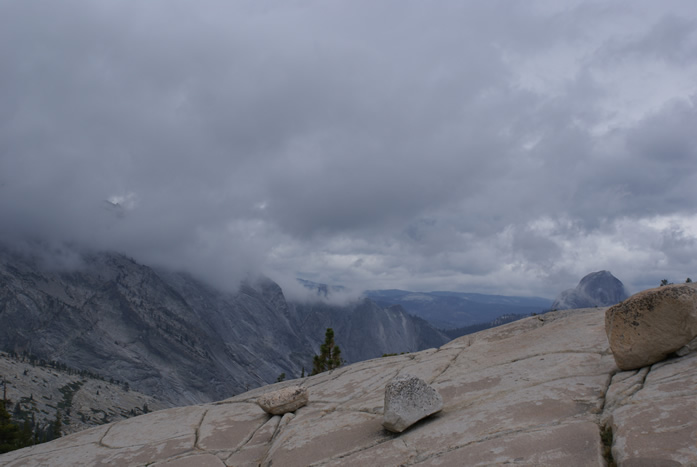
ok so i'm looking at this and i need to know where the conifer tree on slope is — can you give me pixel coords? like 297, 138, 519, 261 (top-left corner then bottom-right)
311, 328, 342, 375
0, 402, 25, 454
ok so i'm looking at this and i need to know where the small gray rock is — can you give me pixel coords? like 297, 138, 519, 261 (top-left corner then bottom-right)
257, 385, 308, 415
383, 374, 442, 433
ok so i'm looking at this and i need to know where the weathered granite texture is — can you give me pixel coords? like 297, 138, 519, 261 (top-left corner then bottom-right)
256, 385, 308, 415
2, 308, 696, 466
383, 374, 442, 433
606, 283, 697, 370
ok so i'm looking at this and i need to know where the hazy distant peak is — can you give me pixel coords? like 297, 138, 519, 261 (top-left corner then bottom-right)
551, 270, 628, 310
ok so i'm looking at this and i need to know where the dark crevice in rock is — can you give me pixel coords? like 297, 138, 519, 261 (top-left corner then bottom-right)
226, 414, 279, 458
598, 369, 618, 467
259, 412, 295, 465
600, 424, 617, 467
598, 370, 618, 414
193, 408, 209, 450
97, 424, 116, 449
334, 406, 383, 415
427, 351, 461, 385
636, 364, 652, 394
212, 399, 263, 406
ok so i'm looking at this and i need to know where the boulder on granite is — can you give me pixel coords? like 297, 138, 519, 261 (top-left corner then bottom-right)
256, 385, 308, 415
605, 284, 697, 370
383, 374, 442, 433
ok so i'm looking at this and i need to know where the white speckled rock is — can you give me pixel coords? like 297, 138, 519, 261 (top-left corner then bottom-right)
383, 374, 442, 433
256, 385, 308, 415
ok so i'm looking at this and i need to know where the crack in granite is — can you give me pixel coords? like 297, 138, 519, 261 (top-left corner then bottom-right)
406, 419, 593, 466
307, 430, 404, 466
427, 350, 462, 385
258, 412, 295, 466
221, 414, 280, 464
193, 408, 209, 450
97, 423, 116, 449
443, 370, 616, 414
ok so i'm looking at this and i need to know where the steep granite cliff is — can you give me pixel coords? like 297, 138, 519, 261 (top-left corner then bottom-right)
0, 246, 446, 406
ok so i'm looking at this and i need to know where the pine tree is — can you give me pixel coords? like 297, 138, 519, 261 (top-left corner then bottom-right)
311, 328, 342, 375
51, 410, 62, 440
0, 402, 25, 454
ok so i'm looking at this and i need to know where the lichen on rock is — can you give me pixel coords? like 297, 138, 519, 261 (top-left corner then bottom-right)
382, 374, 442, 433
256, 385, 308, 415
605, 284, 697, 370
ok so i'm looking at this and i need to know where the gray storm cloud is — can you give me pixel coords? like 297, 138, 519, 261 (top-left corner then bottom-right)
1, 0, 696, 297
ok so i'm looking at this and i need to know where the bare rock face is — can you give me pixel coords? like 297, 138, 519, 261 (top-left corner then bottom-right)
0, 247, 448, 406
257, 385, 308, 415
383, 374, 442, 433
605, 284, 697, 370
5, 308, 697, 466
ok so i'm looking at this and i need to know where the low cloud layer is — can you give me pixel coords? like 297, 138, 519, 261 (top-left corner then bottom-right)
2, 1, 697, 297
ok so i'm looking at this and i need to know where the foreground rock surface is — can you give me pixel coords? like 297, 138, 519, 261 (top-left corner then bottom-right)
383, 374, 442, 433
2, 308, 696, 466
256, 385, 308, 415
606, 283, 697, 370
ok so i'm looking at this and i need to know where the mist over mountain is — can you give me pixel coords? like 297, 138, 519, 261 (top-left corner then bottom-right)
551, 270, 629, 311
364, 289, 553, 329
0, 245, 445, 406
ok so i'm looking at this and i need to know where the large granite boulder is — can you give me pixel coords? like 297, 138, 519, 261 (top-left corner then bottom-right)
605, 284, 697, 370
552, 270, 628, 310
382, 374, 442, 433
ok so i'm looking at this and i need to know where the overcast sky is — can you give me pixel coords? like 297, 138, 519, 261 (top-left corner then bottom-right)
2, 1, 697, 299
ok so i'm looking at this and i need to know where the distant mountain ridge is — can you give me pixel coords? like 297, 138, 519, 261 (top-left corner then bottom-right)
442, 313, 530, 340
0, 245, 446, 406
364, 289, 553, 329
551, 270, 629, 310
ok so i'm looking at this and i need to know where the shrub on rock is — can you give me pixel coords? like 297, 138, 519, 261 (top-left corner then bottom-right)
605, 284, 697, 370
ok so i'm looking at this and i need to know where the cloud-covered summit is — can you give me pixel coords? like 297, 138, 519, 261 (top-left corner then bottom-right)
2, 1, 696, 297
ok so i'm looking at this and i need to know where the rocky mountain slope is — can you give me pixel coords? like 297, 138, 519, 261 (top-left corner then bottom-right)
3, 306, 695, 466
0, 351, 166, 437
551, 270, 629, 310
0, 246, 446, 406
364, 289, 552, 329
